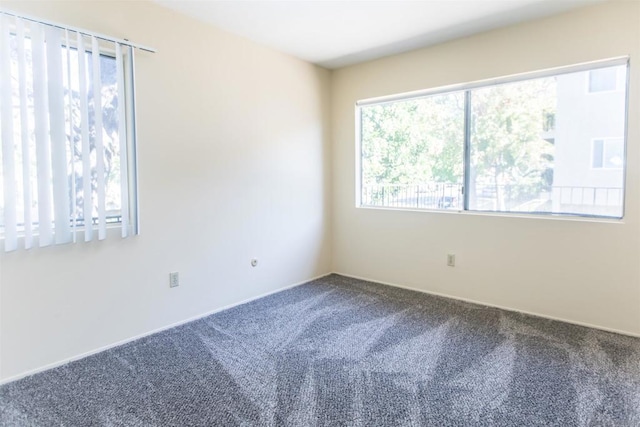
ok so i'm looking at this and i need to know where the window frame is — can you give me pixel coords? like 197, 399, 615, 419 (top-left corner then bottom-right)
355, 57, 630, 220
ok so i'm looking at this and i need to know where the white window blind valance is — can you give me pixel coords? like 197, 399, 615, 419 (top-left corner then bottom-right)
0, 11, 152, 251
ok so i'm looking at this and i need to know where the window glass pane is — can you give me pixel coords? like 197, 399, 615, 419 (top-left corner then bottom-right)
553, 65, 626, 217
468, 65, 626, 217
469, 77, 556, 214
360, 92, 464, 210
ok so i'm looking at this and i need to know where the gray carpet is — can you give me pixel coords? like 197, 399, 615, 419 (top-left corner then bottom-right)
1, 274, 639, 426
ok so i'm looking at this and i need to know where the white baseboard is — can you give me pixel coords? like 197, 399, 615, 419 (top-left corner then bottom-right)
0, 272, 332, 386
333, 271, 640, 339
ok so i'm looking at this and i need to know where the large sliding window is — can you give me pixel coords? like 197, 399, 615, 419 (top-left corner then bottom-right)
357, 59, 628, 219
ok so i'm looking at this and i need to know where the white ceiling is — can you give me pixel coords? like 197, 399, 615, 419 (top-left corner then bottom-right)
154, 0, 602, 69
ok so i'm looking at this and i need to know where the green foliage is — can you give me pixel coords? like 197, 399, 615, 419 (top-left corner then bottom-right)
361, 92, 464, 186
470, 78, 556, 204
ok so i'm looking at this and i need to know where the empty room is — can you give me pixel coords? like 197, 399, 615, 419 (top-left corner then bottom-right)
0, 0, 639, 425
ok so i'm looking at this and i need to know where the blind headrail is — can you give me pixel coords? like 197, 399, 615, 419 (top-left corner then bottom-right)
0, 9, 157, 53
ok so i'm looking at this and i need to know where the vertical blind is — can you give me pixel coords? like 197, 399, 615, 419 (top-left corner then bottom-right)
0, 12, 149, 251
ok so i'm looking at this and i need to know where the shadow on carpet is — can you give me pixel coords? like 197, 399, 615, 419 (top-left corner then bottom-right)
1, 274, 639, 426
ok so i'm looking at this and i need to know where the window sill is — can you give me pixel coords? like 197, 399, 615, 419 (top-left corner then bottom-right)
356, 204, 625, 224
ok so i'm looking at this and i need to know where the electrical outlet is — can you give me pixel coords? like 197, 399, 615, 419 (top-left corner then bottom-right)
447, 254, 456, 267
169, 272, 179, 288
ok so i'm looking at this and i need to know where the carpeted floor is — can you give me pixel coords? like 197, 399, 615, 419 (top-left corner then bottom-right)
1, 274, 639, 426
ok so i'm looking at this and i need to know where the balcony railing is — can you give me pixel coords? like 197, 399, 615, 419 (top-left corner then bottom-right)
361, 183, 623, 216
361, 183, 462, 210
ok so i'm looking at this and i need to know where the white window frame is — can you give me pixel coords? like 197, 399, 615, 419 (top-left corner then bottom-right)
356, 57, 629, 220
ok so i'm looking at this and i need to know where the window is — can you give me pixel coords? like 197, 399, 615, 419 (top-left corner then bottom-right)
358, 60, 628, 219
592, 138, 624, 169
588, 67, 618, 93
0, 13, 146, 251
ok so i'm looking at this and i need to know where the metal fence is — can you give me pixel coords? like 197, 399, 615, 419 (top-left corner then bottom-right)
361, 183, 623, 216
361, 183, 462, 210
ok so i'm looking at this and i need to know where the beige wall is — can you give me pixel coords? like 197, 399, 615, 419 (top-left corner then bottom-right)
0, 0, 332, 380
331, 1, 640, 335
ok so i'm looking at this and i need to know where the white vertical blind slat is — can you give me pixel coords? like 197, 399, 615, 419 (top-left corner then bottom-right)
91, 36, 106, 240
0, 15, 17, 251
115, 43, 129, 238
46, 26, 71, 245
77, 33, 93, 242
31, 24, 54, 247
16, 19, 33, 249
126, 47, 140, 236
65, 29, 77, 243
